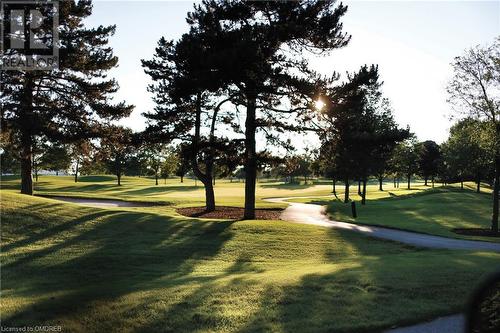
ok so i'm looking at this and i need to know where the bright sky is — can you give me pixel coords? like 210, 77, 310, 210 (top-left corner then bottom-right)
87, 0, 499, 144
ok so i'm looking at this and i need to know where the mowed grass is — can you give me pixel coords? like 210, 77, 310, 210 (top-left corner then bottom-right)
0, 175, 336, 208
290, 182, 500, 243
1, 191, 500, 332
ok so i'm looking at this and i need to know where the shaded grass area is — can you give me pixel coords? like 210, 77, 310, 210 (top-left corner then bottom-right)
292, 184, 499, 243
1, 192, 500, 332
470, 280, 500, 333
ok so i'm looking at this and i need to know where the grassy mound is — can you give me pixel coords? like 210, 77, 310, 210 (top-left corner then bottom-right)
291, 185, 499, 243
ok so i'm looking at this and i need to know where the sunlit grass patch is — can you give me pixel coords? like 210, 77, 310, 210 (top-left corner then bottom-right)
1, 191, 499, 332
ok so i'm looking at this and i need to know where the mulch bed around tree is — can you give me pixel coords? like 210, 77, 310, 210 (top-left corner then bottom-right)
453, 228, 500, 238
176, 206, 283, 220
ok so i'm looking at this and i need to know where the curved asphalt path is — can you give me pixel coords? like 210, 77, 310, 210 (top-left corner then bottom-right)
265, 196, 500, 252
384, 314, 465, 333
265, 196, 500, 333
48, 194, 493, 332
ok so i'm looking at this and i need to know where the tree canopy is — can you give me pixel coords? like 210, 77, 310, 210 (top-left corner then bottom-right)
1, 0, 133, 194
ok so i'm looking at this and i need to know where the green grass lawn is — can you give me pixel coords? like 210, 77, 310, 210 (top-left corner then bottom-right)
290, 183, 500, 243
0, 175, 337, 208
1, 188, 500, 332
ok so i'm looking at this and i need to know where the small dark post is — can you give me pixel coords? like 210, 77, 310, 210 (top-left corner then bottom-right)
351, 201, 357, 218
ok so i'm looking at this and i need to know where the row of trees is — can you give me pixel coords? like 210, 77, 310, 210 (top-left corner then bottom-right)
0, 129, 190, 185
2, 1, 498, 232
317, 65, 410, 204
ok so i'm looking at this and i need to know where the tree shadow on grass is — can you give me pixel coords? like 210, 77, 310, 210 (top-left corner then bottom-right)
1, 209, 111, 253
2, 207, 235, 328
38, 183, 121, 193
259, 183, 316, 190
307, 200, 334, 206
77, 175, 116, 182
127, 229, 413, 332
325, 189, 494, 236
3, 198, 496, 332
124, 227, 497, 333
119, 185, 200, 196
234, 231, 494, 333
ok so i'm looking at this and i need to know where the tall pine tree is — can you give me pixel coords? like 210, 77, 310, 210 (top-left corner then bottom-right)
185, 0, 350, 218
1, 0, 133, 195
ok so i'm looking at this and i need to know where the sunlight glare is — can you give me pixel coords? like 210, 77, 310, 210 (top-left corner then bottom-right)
314, 99, 326, 111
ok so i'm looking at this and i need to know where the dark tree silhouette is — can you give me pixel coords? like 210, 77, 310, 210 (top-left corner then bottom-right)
319, 66, 378, 203
142, 35, 234, 211
186, 0, 351, 218
0, 0, 133, 195
98, 126, 134, 186
174, 143, 191, 183
417, 140, 442, 187
390, 139, 419, 190
320, 65, 408, 203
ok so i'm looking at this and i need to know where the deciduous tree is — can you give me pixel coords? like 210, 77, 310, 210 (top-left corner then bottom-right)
416, 140, 442, 187
98, 126, 134, 186
447, 37, 500, 233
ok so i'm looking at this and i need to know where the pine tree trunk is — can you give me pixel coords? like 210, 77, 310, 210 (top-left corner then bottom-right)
431, 176, 434, 188
20, 75, 34, 195
74, 159, 79, 183
155, 173, 158, 185
357, 180, 361, 195
407, 174, 411, 190
244, 94, 257, 219
344, 179, 350, 203
424, 177, 428, 186
332, 178, 336, 195
476, 174, 481, 193
379, 177, 383, 191
34, 161, 39, 182
117, 172, 121, 186
190, 92, 216, 212
205, 180, 216, 211
461, 180, 463, 189
20, 134, 33, 195
361, 178, 367, 205
180, 175, 184, 183
491, 155, 500, 234
393, 177, 396, 188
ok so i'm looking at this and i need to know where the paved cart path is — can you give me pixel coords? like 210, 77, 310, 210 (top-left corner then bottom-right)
47, 195, 489, 332
265, 196, 488, 333
264, 196, 500, 252
384, 314, 465, 333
